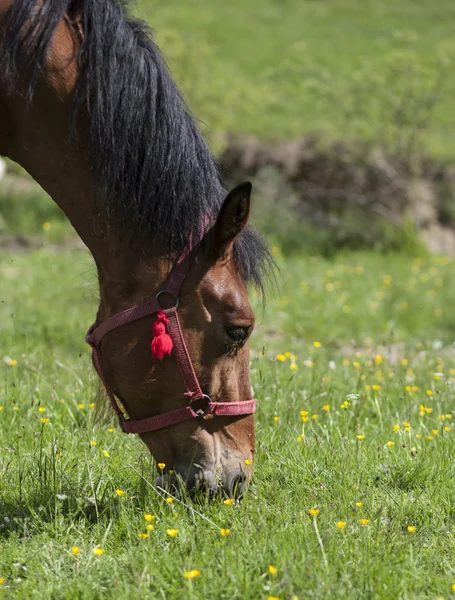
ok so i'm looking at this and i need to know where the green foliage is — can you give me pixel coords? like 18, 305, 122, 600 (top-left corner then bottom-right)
2, 249, 455, 597
137, 0, 455, 158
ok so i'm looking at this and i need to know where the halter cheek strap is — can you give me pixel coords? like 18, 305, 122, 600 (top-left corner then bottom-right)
85, 243, 257, 434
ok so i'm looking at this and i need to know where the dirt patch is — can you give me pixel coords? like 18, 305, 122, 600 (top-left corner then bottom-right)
220, 135, 455, 254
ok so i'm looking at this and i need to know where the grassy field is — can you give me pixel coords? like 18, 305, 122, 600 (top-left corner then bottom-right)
136, 0, 455, 158
2, 0, 455, 598
2, 247, 455, 598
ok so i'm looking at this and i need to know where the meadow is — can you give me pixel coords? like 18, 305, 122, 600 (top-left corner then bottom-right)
137, 0, 455, 158
2, 246, 455, 598
2, 0, 455, 597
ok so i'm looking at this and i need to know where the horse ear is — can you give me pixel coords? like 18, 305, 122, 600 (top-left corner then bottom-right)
212, 182, 252, 255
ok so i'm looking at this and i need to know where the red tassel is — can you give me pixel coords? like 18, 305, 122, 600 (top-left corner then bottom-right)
151, 311, 173, 359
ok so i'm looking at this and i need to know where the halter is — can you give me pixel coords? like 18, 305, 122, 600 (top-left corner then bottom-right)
85, 239, 257, 434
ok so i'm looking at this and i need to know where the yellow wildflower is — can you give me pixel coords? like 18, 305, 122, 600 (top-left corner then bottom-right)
432, 429, 439, 435
220, 529, 230, 537
90, 441, 97, 446
445, 427, 451, 432
276, 354, 286, 362
184, 570, 200, 579
93, 548, 104, 556
77, 404, 85, 409
138, 533, 149, 540
297, 436, 304, 443
375, 355, 383, 365
393, 424, 400, 432
337, 521, 347, 529
290, 364, 298, 371
224, 498, 235, 506
308, 508, 320, 517
0, 578, 5, 585
38, 407, 45, 413
42, 222, 51, 231
360, 519, 370, 526
244, 459, 252, 465
387, 441, 395, 448
165, 497, 174, 504
146, 524, 155, 531
89, 403, 95, 409
103, 450, 110, 458
356, 435, 365, 441
157, 462, 166, 470
407, 526, 416, 533
40, 418, 49, 424
322, 404, 330, 412
144, 514, 155, 522
372, 385, 381, 391
355, 502, 363, 508
71, 546, 80, 556
166, 528, 179, 538
426, 390, 433, 396
268, 565, 278, 575
313, 341, 321, 348
115, 489, 125, 497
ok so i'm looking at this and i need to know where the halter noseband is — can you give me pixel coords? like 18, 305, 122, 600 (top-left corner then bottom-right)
85, 240, 257, 434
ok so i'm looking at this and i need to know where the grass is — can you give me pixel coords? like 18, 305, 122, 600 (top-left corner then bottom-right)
136, 0, 455, 158
2, 0, 455, 596
2, 247, 455, 598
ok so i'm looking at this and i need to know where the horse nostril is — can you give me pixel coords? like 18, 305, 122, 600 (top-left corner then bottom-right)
229, 473, 247, 498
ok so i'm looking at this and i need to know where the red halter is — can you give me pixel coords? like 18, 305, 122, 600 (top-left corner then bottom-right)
85, 240, 257, 434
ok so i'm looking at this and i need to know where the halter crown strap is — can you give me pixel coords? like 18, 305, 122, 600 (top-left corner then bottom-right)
85, 241, 257, 434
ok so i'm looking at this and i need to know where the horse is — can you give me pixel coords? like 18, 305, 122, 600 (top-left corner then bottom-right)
0, 0, 273, 497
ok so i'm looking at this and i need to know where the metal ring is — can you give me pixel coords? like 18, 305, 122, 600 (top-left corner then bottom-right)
155, 290, 179, 309
190, 394, 212, 417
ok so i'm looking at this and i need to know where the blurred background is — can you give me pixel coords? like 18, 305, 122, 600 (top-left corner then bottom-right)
1, 1, 454, 255
2, 0, 455, 257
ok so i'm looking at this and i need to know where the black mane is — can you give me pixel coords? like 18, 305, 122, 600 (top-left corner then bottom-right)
1, 0, 273, 292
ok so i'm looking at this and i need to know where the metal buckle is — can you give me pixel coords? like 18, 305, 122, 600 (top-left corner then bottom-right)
190, 394, 212, 417
155, 290, 179, 309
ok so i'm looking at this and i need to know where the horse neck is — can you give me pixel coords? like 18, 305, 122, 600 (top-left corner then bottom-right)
1, 65, 164, 320
0, 7, 171, 317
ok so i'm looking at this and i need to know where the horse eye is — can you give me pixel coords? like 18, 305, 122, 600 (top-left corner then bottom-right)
225, 326, 252, 343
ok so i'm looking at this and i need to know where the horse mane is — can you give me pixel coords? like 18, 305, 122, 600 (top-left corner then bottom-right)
1, 0, 273, 293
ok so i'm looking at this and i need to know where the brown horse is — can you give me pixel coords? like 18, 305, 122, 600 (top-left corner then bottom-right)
0, 0, 273, 496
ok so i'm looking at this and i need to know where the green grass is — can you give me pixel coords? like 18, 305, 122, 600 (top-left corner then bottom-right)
2, 247, 455, 598
136, 0, 455, 158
